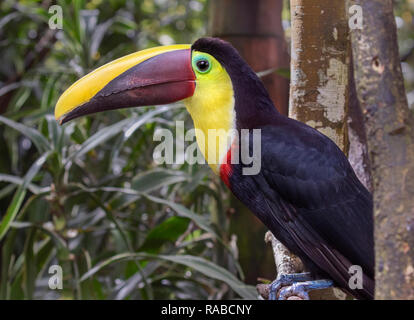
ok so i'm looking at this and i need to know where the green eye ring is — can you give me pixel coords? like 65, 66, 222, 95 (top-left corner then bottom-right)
193, 55, 212, 74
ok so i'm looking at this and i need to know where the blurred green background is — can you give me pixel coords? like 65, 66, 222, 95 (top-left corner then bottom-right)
0, 0, 413, 300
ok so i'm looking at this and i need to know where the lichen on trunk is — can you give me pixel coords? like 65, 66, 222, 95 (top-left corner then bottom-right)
289, 0, 350, 153
288, 0, 352, 300
348, 0, 414, 300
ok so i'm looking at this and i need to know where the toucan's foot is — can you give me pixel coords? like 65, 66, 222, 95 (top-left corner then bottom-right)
269, 272, 312, 300
278, 279, 334, 300
269, 273, 334, 300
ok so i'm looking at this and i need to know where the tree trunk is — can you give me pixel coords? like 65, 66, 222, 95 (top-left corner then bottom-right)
209, 0, 290, 115
348, 0, 414, 300
209, 0, 290, 285
348, 56, 373, 191
289, 0, 350, 153
289, 0, 351, 299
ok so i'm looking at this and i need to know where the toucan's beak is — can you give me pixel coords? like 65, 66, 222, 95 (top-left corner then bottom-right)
55, 44, 195, 124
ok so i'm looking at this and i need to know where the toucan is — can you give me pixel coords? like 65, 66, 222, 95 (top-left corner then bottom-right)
55, 37, 374, 300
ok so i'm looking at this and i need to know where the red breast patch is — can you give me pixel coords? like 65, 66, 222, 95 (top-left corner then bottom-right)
219, 148, 233, 188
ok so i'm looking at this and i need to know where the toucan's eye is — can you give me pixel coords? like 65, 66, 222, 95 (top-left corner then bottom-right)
194, 57, 211, 73
196, 59, 209, 72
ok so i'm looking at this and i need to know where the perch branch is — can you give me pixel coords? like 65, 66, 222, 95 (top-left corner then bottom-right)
257, 231, 303, 300
257, 232, 346, 300
265, 231, 303, 276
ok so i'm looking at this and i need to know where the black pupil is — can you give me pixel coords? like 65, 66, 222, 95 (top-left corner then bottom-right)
197, 59, 209, 71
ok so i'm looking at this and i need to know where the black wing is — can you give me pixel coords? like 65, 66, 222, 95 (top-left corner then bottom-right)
228, 120, 374, 299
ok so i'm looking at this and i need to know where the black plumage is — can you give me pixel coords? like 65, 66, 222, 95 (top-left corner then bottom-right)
192, 38, 374, 299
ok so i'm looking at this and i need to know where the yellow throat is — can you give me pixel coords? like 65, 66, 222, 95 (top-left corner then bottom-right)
184, 51, 236, 174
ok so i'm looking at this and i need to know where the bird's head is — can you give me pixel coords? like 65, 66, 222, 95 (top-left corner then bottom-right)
55, 37, 274, 171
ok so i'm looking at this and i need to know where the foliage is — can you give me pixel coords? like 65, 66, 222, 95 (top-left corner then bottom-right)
1, 0, 413, 301
0, 0, 257, 300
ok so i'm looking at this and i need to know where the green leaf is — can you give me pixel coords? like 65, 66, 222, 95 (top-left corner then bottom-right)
0, 116, 51, 153
108, 168, 189, 210
46, 114, 62, 151
80, 253, 257, 299
0, 184, 16, 201
144, 194, 217, 237
23, 229, 36, 299
1, 227, 18, 299
35, 238, 55, 279
0, 12, 20, 29
139, 217, 190, 253
156, 254, 257, 300
72, 185, 219, 242
0, 152, 50, 241
1, 194, 47, 299
131, 169, 188, 193
66, 107, 168, 162
66, 117, 133, 162
0, 174, 49, 194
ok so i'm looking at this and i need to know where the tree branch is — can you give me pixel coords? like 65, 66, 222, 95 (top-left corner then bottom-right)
257, 231, 303, 300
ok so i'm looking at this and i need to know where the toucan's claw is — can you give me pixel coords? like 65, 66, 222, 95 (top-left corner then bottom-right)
269, 272, 312, 300
277, 279, 334, 300
269, 273, 333, 300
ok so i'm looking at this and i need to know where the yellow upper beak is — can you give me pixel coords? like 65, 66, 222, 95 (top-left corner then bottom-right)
55, 44, 191, 123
